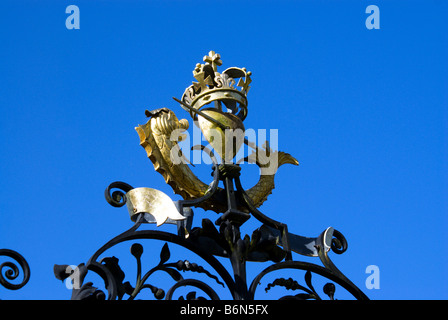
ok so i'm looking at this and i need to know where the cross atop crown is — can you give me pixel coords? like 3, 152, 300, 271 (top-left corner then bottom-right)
203, 51, 222, 72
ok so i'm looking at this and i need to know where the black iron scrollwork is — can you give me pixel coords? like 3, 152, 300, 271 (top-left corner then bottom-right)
55, 160, 368, 300
264, 272, 336, 300
54, 213, 236, 300
0, 249, 30, 292
104, 181, 134, 207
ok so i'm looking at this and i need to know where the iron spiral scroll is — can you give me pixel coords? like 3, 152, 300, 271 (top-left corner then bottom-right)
0, 248, 30, 292
54, 162, 368, 301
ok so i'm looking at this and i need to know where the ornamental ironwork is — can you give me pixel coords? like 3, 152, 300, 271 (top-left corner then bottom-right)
53, 51, 369, 301
0, 248, 30, 295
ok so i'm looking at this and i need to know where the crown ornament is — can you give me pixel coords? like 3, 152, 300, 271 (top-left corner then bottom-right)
181, 51, 252, 121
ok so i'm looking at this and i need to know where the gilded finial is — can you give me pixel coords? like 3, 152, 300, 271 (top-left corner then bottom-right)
203, 51, 222, 72
181, 51, 252, 121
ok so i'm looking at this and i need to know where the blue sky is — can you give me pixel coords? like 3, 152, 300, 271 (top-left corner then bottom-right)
1, 0, 447, 300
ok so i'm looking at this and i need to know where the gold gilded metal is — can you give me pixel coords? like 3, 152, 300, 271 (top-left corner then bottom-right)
136, 109, 210, 203
136, 52, 299, 213
197, 108, 245, 162
125, 187, 186, 226
136, 108, 298, 213
181, 50, 251, 121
